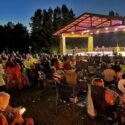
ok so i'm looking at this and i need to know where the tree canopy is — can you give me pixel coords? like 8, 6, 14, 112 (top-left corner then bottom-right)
0, 6, 125, 53
30, 4, 75, 52
0, 22, 30, 53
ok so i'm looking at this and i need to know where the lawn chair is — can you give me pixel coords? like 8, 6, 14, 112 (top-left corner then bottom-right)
86, 83, 120, 124
55, 83, 78, 114
64, 69, 77, 96
55, 70, 78, 114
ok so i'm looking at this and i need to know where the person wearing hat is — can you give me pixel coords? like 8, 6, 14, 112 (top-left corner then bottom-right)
102, 64, 116, 87
0, 91, 25, 125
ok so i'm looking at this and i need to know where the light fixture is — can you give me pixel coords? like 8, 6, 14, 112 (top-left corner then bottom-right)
81, 31, 84, 34
96, 30, 99, 34
83, 30, 89, 33
105, 27, 109, 30
86, 30, 89, 32
114, 28, 118, 32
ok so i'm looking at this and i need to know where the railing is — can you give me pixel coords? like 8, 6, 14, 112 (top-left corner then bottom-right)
66, 47, 125, 54
66, 48, 87, 54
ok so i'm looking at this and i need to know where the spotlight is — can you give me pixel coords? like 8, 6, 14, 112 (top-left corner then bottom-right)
105, 27, 109, 30
96, 30, 99, 34
81, 31, 84, 34
114, 28, 118, 31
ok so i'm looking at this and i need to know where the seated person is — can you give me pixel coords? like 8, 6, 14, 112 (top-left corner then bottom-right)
117, 74, 125, 125
117, 73, 125, 106
118, 73, 125, 95
87, 78, 119, 119
0, 91, 34, 125
102, 64, 116, 87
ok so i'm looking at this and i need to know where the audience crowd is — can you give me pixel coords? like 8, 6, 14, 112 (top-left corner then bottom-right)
0, 50, 125, 124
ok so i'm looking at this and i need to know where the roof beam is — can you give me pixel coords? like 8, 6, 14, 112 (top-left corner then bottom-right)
63, 15, 91, 32
53, 13, 125, 36
94, 19, 110, 28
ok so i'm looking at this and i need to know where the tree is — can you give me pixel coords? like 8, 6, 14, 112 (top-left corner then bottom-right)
30, 5, 76, 53
115, 12, 119, 17
30, 9, 43, 32
62, 4, 69, 19
3, 22, 14, 51
0, 22, 30, 53
13, 23, 30, 52
68, 9, 75, 20
30, 9, 43, 51
53, 6, 63, 30
109, 10, 115, 17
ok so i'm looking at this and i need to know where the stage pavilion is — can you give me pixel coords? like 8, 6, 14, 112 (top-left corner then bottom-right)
53, 12, 125, 56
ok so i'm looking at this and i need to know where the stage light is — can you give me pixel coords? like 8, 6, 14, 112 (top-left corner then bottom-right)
81, 31, 84, 34
105, 27, 109, 30
96, 30, 99, 34
83, 30, 89, 33
86, 30, 89, 32
114, 28, 118, 31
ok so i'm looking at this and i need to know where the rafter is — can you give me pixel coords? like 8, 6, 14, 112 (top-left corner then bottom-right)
53, 12, 125, 36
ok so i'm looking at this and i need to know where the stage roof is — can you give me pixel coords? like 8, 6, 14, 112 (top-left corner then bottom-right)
53, 12, 125, 36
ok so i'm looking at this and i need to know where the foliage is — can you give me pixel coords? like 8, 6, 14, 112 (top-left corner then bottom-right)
0, 7, 125, 53
49, 45, 59, 54
30, 5, 76, 52
0, 22, 30, 53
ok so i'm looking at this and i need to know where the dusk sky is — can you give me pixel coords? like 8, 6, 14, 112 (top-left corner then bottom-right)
0, 0, 125, 29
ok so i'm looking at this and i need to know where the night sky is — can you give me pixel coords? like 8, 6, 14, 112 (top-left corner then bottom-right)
0, 0, 125, 29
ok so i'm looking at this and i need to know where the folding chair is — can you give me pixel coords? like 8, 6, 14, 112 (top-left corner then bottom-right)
55, 70, 78, 114
55, 83, 75, 114
64, 70, 77, 96
86, 84, 119, 124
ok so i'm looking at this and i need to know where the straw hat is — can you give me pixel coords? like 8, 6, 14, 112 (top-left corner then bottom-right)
0, 92, 10, 111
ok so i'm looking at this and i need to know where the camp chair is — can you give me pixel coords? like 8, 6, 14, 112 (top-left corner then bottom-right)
55, 83, 78, 114
55, 70, 78, 114
86, 83, 119, 124
64, 70, 77, 85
